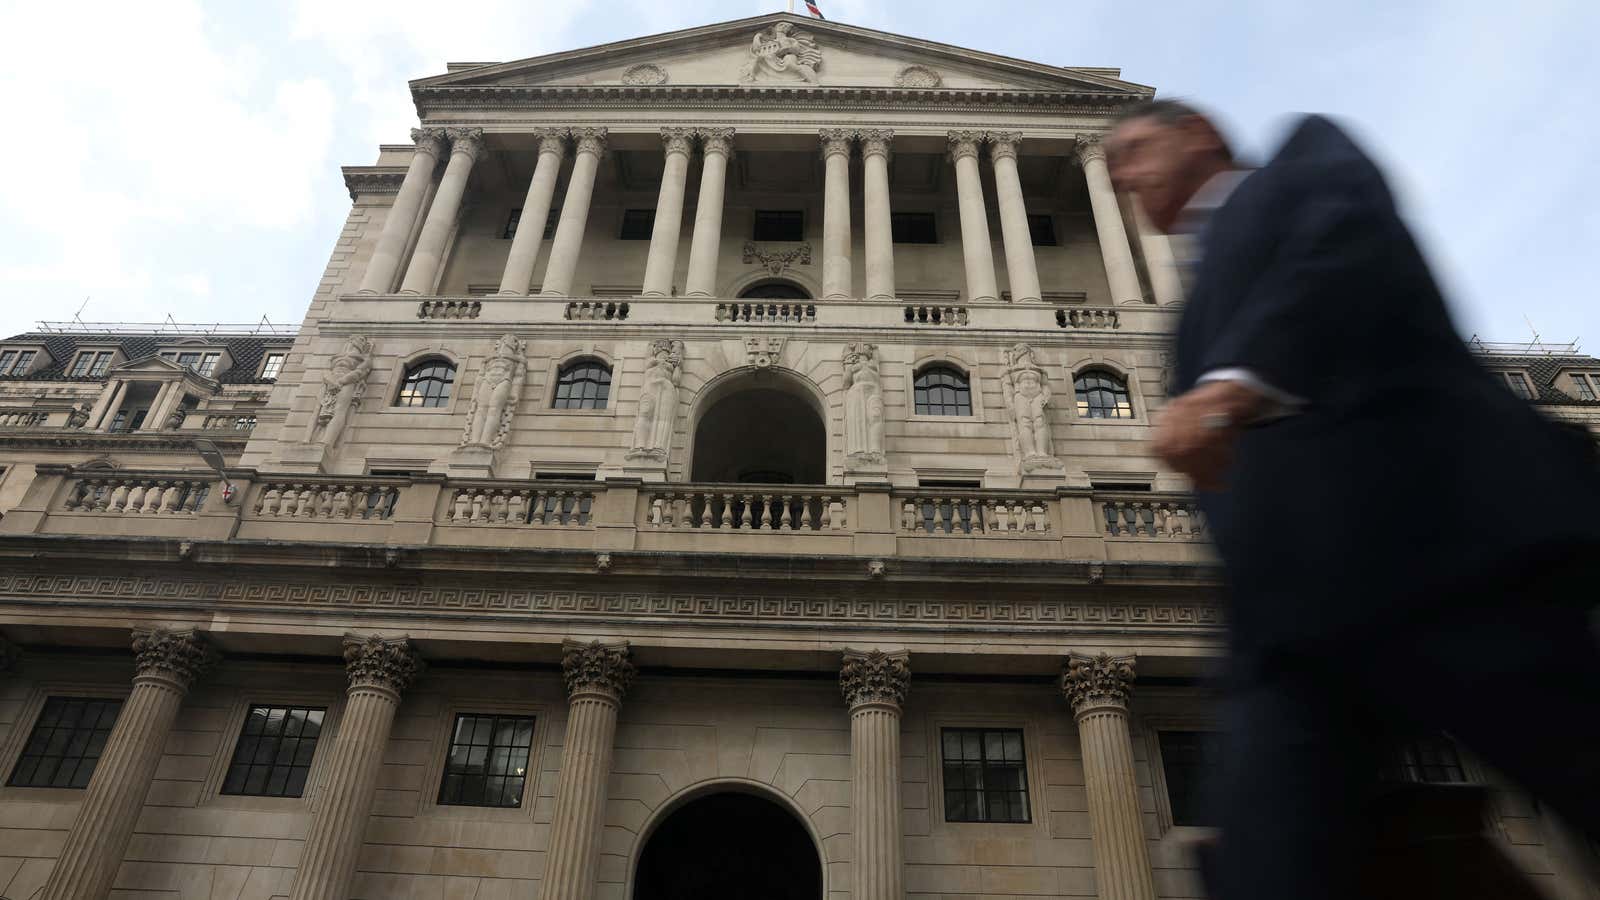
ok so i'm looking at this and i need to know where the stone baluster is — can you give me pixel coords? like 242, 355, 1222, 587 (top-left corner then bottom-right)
820, 129, 855, 300
684, 128, 735, 297
860, 130, 896, 300
498, 128, 569, 295
948, 131, 999, 303
841, 649, 910, 900
360, 128, 447, 294
642, 128, 695, 297
1075, 136, 1144, 305
1061, 653, 1157, 900
38, 629, 217, 900
288, 636, 423, 900
987, 132, 1043, 303
539, 641, 635, 900
399, 128, 485, 295
542, 127, 608, 297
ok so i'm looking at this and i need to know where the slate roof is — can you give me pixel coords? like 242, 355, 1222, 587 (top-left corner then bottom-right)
0, 331, 296, 385
1475, 351, 1600, 406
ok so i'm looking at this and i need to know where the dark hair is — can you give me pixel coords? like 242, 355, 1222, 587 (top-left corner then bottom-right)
1111, 98, 1234, 161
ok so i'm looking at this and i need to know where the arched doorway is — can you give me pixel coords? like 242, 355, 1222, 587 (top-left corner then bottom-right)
633, 791, 822, 900
691, 371, 826, 484
738, 279, 811, 299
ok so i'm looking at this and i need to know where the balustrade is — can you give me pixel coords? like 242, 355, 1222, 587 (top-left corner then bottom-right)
0, 409, 49, 428
253, 483, 400, 521
898, 492, 1051, 535
63, 476, 210, 515
1096, 495, 1205, 539
201, 414, 256, 431
418, 299, 481, 319
904, 305, 968, 326
1057, 307, 1120, 329
716, 302, 815, 324
444, 486, 594, 527
564, 301, 629, 321
644, 489, 847, 533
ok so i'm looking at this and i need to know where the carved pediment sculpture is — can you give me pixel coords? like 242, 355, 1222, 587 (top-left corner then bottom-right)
1000, 342, 1061, 472
460, 334, 528, 450
739, 22, 822, 84
305, 334, 374, 450
742, 241, 812, 276
627, 339, 684, 463
842, 342, 885, 466
745, 336, 786, 369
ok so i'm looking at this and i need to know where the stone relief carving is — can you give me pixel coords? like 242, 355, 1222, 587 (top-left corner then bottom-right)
894, 65, 942, 88
840, 648, 911, 709
842, 342, 885, 466
163, 406, 187, 431
744, 337, 786, 369
740, 22, 822, 84
66, 402, 92, 429
1060, 652, 1136, 712
1000, 343, 1061, 472
343, 634, 424, 694
132, 627, 218, 688
305, 335, 373, 449
741, 241, 813, 275
562, 639, 635, 700
620, 63, 668, 85
627, 339, 684, 463
460, 334, 527, 450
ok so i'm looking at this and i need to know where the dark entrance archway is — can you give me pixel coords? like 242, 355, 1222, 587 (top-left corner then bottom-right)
738, 280, 810, 299
691, 373, 826, 485
633, 791, 822, 900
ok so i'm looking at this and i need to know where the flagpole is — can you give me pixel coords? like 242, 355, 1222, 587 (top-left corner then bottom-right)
787, 0, 795, 11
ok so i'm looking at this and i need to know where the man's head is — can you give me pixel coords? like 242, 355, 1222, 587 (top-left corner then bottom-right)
1105, 99, 1234, 233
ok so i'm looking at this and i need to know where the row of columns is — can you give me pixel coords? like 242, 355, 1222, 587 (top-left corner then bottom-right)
359, 125, 1181, 305
12, 629, 1154, 900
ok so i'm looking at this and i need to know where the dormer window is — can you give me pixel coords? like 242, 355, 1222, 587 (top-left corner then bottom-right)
1494, 371, 1536, 400
1565, 372, 1598, 401
160, 350, 223, 377
0, 349, 37, 376
69, 350, 117, 378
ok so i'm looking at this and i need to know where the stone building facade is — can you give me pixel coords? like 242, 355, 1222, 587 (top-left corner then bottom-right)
0, 13, 1597, 900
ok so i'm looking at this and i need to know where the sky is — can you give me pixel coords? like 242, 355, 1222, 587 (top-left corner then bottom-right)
0, 0, 1595, 347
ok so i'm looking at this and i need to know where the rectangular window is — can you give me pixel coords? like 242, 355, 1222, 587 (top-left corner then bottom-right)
89, 351, 114, 377
198, 353, 221, 376
127, 409, 148, 431
260, 353, 286, 380
1027, 213, 1057, 246
1573, 374, 1597, 401
941, 728, 1030, 823
221, 705, 327, 798
1, 350, 36, 375
891, 212, 938, 244
0, 350, 16, 374
176, 351, 202, 371
438, 713, 535, 808
753, 210, 804, 242
503, 207, 522, 239
7, 696, 123, 789
109, 411, 128, 433
1382, 736, 1469, 784
1158, 730, 1222, 826
1501, 372, 1535, 400
234, 415, 257, 430
69, 352, 95, 377
619, 208, 656, 241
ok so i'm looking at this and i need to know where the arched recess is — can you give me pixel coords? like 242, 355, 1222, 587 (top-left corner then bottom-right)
727, 270, 820, 300
627, 778, 827, 900
686, 366, 831, 485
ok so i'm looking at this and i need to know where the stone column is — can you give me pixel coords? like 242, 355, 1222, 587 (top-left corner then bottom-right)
988, 132, 1043, 303
92, 379, 130, 432
39, 628, 217, 900
1131, 199, 1184, 305
683, 128, 734, 298
840, 649, 910, 900
497, 128, 568, 296
1076, 136, 1143, 305
820, 129, 855, 300
1060, 653, 1156, 900
860, 129, 896, 301
360, 128, 446, 294
948, 131, 1000, 303
138, 381, 176, 432
539, 640, 635, 900
398, 128, 484, 295
640, 128, 695, 297
540, 127, 608, 298
287, 635, 424, 900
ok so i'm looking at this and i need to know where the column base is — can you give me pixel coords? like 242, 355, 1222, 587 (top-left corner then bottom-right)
274, 443, 330, 474
446, 444, 499, 478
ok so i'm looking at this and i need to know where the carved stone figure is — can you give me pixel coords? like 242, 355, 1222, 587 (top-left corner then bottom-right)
627, 339, 684, 462
1001, 342, 1059, 471
65, 402, 91, 429
740, 22, 822, 84
843, 342, 885, 465
460, 334, 527, 449
164, 406, 188, 431
305, 335, 373, 449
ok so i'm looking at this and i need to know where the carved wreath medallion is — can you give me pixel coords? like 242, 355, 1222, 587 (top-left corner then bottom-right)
620, 63, 669, 86
894, 65, 942, 88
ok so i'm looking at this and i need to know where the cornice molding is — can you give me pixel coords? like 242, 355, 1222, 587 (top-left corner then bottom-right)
0, 432, 250, 452
342, 166, 409, 200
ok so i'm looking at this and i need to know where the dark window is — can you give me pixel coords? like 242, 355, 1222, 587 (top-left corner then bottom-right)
438, 713, 535, 808
914, 366, 972, 416
1382, 736, 1469, 784
1075, 370, 1134, 419
1500, 371, 1536, 400
89, 351, 114, 377
176, 351, 202, 371
753, 210, 804, 242
1574, 374, 1598, 401
891, 212, 938, 244
620, 208, 657, 240
503, 207, 522, 239
1027, 213, 1057, 246
397, 360, 456, 408
69, 353, 95, 377
261, 353, 285, 380
553, 360, 612, 410
221, 705, 327, 798
0, 351, 15, 374
198, 353, 221, 376
942, 728, 1030, 823
109, 411, 128, 432
234, 415, 257, 430
0, 349, 36, 376
1159, 730, 1222, 826
544, 215, 558, 240
127, 409, 148, 431
1092, 481, 1152, 492
7, 696, 123, 789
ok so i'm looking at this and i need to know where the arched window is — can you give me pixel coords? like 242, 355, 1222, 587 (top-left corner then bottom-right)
553, 359, 612, 410
914, 365, 972, 416
396, 359, 456, 407
1074, 370, 1134, 419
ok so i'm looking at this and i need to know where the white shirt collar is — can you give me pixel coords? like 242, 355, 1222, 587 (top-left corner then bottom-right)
1175, 168, 1252, 235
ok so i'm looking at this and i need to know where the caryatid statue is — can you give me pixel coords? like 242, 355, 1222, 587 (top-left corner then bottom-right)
740, 21, 822, 84
460, 334, 527, 449
627, 339, 684, 462
843, 342, 885, 465
305, 334, 374, 449
1001, 342, 1059, 471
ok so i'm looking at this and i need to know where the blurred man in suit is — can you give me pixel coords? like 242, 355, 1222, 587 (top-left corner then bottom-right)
1104, 101, 1600, 898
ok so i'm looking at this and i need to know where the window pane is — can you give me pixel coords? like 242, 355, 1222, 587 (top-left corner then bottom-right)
397, 361, 456, 408
1027, 213, 1056, 246
437, 713, 536, 808
503, 207, 522, 240
222, 704, 328, 798
1573, 374, 1597, 401
1075, 371, 1134, 419
914, 367, 972, 416
940, 728, 1029, 823
1158, 731, 1222, 826
891, 212, 938, 244
619, 208, 656, 240
7, 696, 125, 789
753, 210, 804, 242
553, 361, 612, 410
261, 354, 285, 380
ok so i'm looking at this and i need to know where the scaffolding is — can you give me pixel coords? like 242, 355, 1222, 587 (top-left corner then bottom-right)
1467, 335, 1583, 357
34, 315, 297, 337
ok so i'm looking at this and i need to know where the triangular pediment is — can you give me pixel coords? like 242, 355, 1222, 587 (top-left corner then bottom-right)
113, 355, 189, 374
415, 14, 1150, 96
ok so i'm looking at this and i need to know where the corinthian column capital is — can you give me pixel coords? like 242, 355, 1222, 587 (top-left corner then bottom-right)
562, 639, 635, 701
534, 127, 569, 157
572, 126, 609, 157
1060, 652, 1136, 715
858, 129, 893, 160
697, 127, 736, 157
986, 131, 1022, 162
840, 649, 911, 710
446, 127, 486, 162
131, 627, 218, 690
660, 126, 696, 156
1073, 134, 1107, 166
947, 130, 985, 163
342, 634, 424, 695
409, 127, 448, 159
819, 128, 855, 159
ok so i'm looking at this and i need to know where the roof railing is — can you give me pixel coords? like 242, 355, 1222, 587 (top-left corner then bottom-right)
34, 317, 298, 337
1467, 335, 1582, 356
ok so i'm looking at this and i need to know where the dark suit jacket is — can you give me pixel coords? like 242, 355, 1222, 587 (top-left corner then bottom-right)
1176, 115, 1600, 659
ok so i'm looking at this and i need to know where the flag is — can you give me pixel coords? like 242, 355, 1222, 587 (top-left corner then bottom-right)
805, 0, 825, 18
